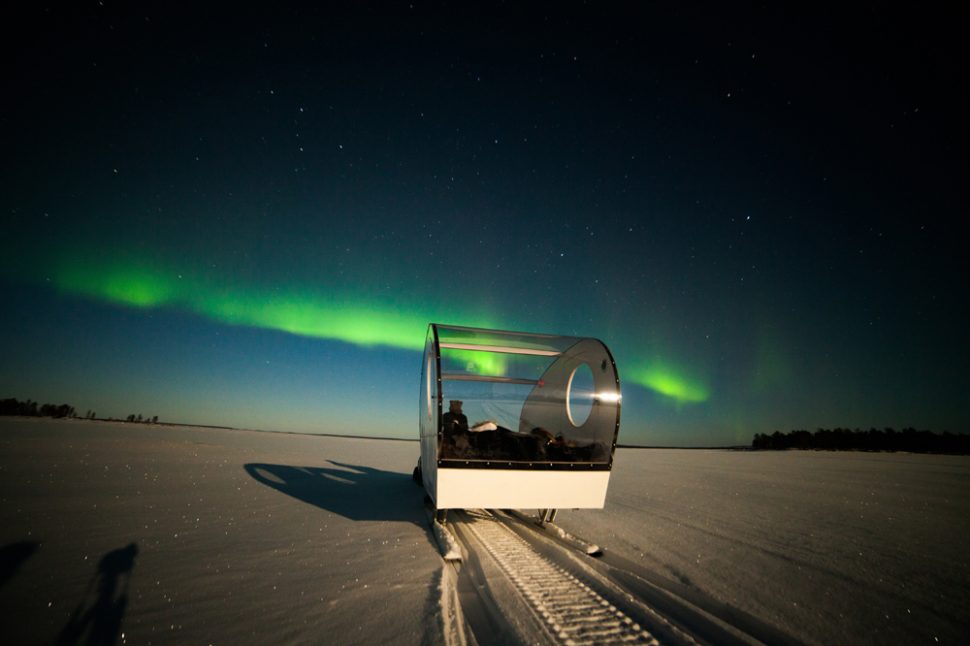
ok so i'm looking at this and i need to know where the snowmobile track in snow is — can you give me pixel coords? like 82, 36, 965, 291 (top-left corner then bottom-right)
460, 510, 668, 645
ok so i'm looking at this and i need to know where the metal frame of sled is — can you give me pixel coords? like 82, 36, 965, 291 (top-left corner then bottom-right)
418, 323, 621, 511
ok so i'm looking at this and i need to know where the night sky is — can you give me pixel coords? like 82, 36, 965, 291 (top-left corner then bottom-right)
2, 3, 966, 445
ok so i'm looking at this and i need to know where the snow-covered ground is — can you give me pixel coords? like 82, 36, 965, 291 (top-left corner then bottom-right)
1, 419, 967, 644
0, 419, 442, 645
557, 448, 970, 644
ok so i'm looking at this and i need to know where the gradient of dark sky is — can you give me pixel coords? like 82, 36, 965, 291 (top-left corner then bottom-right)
2, 3, 966, 445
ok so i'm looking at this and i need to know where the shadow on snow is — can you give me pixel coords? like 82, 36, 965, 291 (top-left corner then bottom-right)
244, 460, 427, 526
56, 543, 138, 646
0, 540, 40, 589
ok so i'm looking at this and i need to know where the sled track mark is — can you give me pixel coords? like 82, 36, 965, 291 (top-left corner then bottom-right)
464, 510, 660, 645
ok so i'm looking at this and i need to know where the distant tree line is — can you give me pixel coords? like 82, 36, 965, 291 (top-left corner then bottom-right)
1, 397, 76, 418
126, 414, 158, 424
2, 397, 159, 424
752, 428, 970, 454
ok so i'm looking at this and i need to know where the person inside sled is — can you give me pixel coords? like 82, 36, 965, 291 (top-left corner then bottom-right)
440, 400, 471, 457
443, 400, 468, 434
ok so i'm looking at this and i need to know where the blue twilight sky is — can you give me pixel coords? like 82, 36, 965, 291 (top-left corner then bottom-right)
1, 3, 966, 445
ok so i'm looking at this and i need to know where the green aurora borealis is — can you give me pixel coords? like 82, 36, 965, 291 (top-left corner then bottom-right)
627, 363, 709, 405
48, 254, 710, 404
54, 256, 465, 351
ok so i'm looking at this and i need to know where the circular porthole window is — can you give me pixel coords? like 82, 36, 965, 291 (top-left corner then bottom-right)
566, 363, 595, 427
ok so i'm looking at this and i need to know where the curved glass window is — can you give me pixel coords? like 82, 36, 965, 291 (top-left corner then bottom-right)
423, 324, 621, 468
418, 327, 438, 448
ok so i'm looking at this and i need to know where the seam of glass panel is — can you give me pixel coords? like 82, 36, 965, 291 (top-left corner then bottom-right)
439, 342, 561, 356
434, 324, 569, 339
440, 374, 540, 385
425, 347, 433, 419
431, 324, 443, 438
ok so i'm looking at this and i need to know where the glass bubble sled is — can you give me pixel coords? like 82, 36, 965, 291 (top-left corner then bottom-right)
418, 323, 621, 511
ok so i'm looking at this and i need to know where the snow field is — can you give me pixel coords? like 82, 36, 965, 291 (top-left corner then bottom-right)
2, 419, 967, 645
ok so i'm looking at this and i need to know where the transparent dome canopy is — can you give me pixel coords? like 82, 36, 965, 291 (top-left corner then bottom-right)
419, 324, 621, 469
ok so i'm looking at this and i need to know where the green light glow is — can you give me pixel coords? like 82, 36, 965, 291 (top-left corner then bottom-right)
750, 325, 792, 395
51, 257, 496, 352
201, 294, 436, 350
56, 260, 180, 309
627, 363, 710, 404
47, 255, 708, 405
441, 348, 509, 375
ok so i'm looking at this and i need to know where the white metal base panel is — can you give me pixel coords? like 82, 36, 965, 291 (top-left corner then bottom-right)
434, 468, 610, 509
